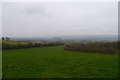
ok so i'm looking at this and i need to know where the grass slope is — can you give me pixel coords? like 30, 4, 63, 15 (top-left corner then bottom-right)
2, 46, 118, 78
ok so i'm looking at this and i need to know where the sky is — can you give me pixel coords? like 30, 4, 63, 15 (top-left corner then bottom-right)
2, 2, 118, 38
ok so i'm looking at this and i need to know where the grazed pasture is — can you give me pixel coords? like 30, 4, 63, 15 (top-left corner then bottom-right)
2, 46, 118, 78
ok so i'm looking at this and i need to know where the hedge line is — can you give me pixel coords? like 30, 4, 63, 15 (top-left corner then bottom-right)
64, 42, 118, 54
2, 42, 64, 50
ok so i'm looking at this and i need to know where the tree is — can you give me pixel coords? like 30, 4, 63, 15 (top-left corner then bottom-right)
2, 37, 5, 40
6, 37, 10, 41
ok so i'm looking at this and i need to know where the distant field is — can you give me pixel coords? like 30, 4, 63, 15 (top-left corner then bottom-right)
2, 40, 28, 45
2, 46, 118, 78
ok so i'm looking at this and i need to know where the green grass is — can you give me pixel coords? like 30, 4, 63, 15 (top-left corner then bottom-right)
2, 46, 118, 78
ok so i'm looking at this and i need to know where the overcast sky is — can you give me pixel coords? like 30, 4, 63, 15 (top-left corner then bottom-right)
2, 2, 118, 38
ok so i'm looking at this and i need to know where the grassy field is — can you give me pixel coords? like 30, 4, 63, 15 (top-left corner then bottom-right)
2, 46, 118, 78
2, 40, 27, 45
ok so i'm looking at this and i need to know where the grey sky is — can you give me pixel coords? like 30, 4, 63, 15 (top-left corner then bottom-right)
2, 2, 118, 37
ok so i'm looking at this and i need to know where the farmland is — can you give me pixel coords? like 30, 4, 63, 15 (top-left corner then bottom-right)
2, 45, 118, 78
2, 40, 28, 45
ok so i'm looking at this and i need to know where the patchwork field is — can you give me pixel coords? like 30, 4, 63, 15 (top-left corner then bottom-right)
2, 46, 118, 78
